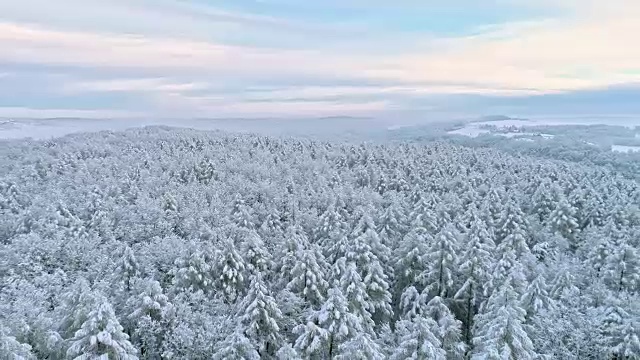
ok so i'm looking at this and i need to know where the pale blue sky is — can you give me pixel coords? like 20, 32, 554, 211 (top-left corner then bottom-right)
0, 0, 639, 120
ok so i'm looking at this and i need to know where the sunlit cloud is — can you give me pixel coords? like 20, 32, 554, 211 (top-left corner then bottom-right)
1, 0, 639, 118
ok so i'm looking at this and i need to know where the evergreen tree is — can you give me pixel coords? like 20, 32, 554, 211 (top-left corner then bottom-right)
317, 286, 362, 358
292, 321, 329, 359
455, 218, 495, 344
520, 273, 553, 320
597, 297, 640, 359
230, 194, 255, 229
214, 329, 261, 360
362, 258, 394, 325
340, 261, 375, 334
408, 192, 438, 231
418, 223, 459, 298
287, 244, 330, 307
394, 227, 432, 305
238, 228, 272, 276
277, 226, 310, 288
424, 296, 466, 359
58, 278, 95, 341
377, 199, 407, 248
127, 278, 174, 359
315, 201, 345, 244
391, 316, 446, 360
548, 196, 580, 245
66, 295, 139, 360
343, 223, 394, 324
496, 198, 530, 246
604, 235, 639, 294
116, 246, 140, 292
172, 248, 216, 294
239, 274, 284, 357
334, 332, 385, 360
216, 239, 247, 303
549, 267, 580, 301
472, 277, 536, 360
398, 286, 429, 320
275, 289, 305, 342
351, 213, 392, 271
530, 181, 558, 222
275, 343, 301, 360
486, 247, 528, 298
0, 327, 35, 360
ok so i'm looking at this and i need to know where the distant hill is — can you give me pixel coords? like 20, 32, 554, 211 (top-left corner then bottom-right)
473, 115, 528, 123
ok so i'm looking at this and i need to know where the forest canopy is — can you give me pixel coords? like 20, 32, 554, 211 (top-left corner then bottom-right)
1, 126, 639, 359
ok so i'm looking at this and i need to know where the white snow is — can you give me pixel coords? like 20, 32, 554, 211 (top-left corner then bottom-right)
611, 144, 640, 153
447, 127, 490, 138
448, 120, 554, 139
495, 132, 554, 139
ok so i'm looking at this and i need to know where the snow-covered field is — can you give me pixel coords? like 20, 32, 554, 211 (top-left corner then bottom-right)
611, 144, 640, 153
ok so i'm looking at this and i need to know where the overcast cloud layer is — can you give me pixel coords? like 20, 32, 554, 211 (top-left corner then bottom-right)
1, 0, 640, 120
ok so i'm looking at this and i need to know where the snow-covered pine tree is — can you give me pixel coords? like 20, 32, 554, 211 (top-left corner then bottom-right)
424, 296, 466, 359
294, 286, 362, 358
340, 261, 375, 334
277, 226, 310, 288
530, 181, 558, 222
172, 248, 216, 294
230, 194, 255, 230
127, 278, 174, 358
482, 188, 505, 229
471, 276, 536, 360
520, 273, 553, 320
549, 267, 580, 301
391, 316, 446, 360
275, 343, 301, 360
238, 228, 272, 276
547, 195, 579, 246
362, 257, 394, 326
213, 328, 260, 360
350, 211, 392, 270
292, 321, 329, 358
0, 326, 35, 360
455, 217, 496, 344
409, 192, 439, 233
603, 234, 639, 294
66, 295, 139, 360
393, 227, 432, 309
58, 278, 95, 341
116, 246, 139, 292
486, 246, 528, 298
216, 239, 247, 303
376, 197, 407, 249
398, 285, 428, 320
418, 223, 459, 299
324, 230, 351, 266
597, 296, 640, 359
287, 243, 330, 307
495, 197, 530, 246
239, 273, 284, 357
334, 332, 385, 360
314, 201, 345, 245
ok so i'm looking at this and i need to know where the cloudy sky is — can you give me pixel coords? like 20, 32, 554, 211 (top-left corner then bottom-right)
1, 0, 639, 120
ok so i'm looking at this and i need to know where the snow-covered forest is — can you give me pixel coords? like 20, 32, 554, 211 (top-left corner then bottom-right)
1, 126, 639, 359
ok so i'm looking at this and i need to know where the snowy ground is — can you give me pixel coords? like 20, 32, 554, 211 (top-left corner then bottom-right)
2, 115, 639, 147
446, 119, 556, 139
611, 144, 640, 153
446, 116, 640, 152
